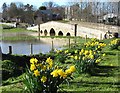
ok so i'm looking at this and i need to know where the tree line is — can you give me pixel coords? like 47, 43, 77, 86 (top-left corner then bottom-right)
1, 2, 65, 24
1, 1, 120, 25
65, 2, 120, 23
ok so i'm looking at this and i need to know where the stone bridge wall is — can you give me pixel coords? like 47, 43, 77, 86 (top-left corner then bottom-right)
27, 21, 106, 39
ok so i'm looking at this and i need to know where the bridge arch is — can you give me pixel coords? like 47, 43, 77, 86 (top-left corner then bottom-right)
58, 31, 63, 36
44, 29, 48, 36
66, 32, 71, 36
50, 28, 55, 36
40, 30, 43, 34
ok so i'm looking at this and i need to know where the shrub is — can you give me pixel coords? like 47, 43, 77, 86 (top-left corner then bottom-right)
2, 25, 14, 29
2, 60, 23, 80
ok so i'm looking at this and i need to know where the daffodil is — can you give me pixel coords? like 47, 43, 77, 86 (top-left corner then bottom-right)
74, 50, 78, 54
69, 65, 76, 72
95, 59, 101, 63
30, 58, 38, 64
42, 65, 47, 71
64, 50, 69, 54
89, 54, 94, 59
82, 56, 86, 60
30, 64, 36, 71
84, 50, 89, 55
41, 76, 47, 83
81, 49, 84, 53
34, 69, 40, 77
65, 69, 72, 75
57, 69, 67, 78
46, 57, 53, 68
46, 57, 53, 64
51, 69, 58, 77
74, 55, 78, 60
102, 53, 106, 57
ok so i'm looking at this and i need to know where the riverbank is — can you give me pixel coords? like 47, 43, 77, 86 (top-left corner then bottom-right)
1, 38, 120, 92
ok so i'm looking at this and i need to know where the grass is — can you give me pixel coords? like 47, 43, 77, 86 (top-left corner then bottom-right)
2, 35, 37, 41
59, 48, 120, 92
1, 27, 30, 33
0, 38, 120, 92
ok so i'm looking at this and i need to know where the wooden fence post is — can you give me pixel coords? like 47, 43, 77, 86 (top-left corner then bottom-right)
8, 46, 12, 54
85, 35, 87, 42
74, 24, 77, 37
38, 24, 40, 40
74, 24, 77, 44
30, 43, 33, 55
100, 33, 102, 40
51, 39, 54, 51
0, 46, 2, 54
0, 46, 2, 60
68, 37, 70, 48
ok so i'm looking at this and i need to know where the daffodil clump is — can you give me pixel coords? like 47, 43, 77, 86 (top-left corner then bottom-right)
84, 38, 106, 51
68, 49, 102, 73
109, 39, 120, 50
24, 57, 76, 93
67, 38, 107, 73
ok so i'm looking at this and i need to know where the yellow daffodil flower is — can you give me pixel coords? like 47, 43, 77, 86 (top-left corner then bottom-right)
34, 69, 40, 77
69, 65, 76, 72
102, 53, 106, 57
30, 64, 36, 71
64, 50, 69, 54
30, 58, 38, 64
41, 76, 47, 83
51, 69, 58, 77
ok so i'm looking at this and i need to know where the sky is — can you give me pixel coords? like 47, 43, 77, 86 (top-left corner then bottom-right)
0, 0, 69, 12
0, 0, 119, 12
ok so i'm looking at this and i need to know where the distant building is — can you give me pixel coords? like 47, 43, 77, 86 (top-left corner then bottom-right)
65, 6, 72, 20
34, 9, 63, 24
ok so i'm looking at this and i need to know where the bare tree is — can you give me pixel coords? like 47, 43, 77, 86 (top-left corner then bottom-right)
2, 3, 8, 20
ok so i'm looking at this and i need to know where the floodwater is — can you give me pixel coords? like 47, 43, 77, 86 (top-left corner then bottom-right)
0, 40, 62, 55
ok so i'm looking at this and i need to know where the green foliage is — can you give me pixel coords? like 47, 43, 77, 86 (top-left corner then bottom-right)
1, 38, 120, 92
2, 60, 22, 80
2, 24, 14, 29
24, 68, 41, 93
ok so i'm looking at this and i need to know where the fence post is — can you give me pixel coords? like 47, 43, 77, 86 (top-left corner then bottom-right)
0, 46, 2, 60
38, 24, 40, 40
74, 24, 77, 44
0, 46, 2, 54
51, 39, 54, 51
74, 24, 77, 37
68, 37, 70, 48
85, 35, 87, 42
30, 43, 33, 55
100, 33, 102, 40
8, 46, 12, 54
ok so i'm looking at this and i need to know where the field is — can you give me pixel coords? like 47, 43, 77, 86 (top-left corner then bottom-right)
0, 37, 120, 93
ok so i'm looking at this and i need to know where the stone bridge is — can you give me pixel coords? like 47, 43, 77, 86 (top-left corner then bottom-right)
27, 21, 106, 39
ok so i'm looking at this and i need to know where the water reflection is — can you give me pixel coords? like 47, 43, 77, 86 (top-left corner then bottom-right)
0, 41, 62, 55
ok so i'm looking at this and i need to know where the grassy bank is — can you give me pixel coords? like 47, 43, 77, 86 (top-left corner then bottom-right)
0, 37, 120, 92
2, 35, 37, 41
